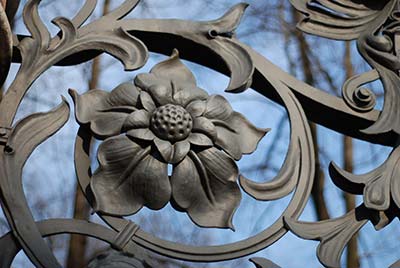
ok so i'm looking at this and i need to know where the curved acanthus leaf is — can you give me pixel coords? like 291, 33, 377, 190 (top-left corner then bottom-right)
105, 0, 140, 20
289, 0, 394, 40
207, 3, 249, 38
0, 0, 145, 265
361, 65, 400, 134
237, 65, 314, 201
328, 162, 366, 195
22, 0, 50, 50
284, 206, 371, 268
202, 3, 254, 93
77, 27, 148, 71
240, 138, 300, 201
49, 14, 148, 70
352, 7, 400, 134
49, 17, 77, 51
6, 1, 393, 266
6, 98, 70, 160
1, 99, 70, 268
211, 37, 254, 93
48, 0, 97, 47
17, 2, 252, 94
330, 146, 400, 211
290, 0, 400, 135
71, 0, 98, 27
18, 0, 148, 73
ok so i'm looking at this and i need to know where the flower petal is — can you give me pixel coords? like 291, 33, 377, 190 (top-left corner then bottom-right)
197, 147, 239, 183
135, 73, 173, 106
193, 117, 217, 140
214, 129, 241, 160
230, 112, 269, 154
172, 140, 190, 164
154, 138, 190, 164
202, 94, 268, 159
127, 128, 156, 141
186, 100, 206, 117
173, 83, 208, 107
123, 109, 150, 130
171, 153, 241, 229
203, 95, 233, 121
91, 136, 149, 216
150, 49, 196, 86
154, 138, 174, 163
171, 157, 198, 209
69, 89, 110, 124
215, 112, 268, 160
139, 91, 156, 112
131, 153, 171, 210
188, 133, 213, 147
107, 82, 140, 107
91, 112, 128, 139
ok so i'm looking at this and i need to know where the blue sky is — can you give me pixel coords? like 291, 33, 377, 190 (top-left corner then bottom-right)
1, 0, 398, 267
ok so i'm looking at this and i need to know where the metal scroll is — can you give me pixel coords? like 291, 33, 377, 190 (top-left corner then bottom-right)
0, 1, 398, 268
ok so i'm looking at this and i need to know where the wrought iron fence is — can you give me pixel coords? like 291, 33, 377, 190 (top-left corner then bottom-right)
0, 0, 399, 267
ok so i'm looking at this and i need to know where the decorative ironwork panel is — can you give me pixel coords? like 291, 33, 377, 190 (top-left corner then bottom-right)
0, 0, 398, 267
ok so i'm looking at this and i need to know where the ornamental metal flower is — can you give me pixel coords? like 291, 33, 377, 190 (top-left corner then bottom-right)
70, 50, 268, 229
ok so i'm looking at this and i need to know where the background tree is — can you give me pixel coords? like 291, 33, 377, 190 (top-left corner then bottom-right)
66, 0, 111, 266
0, 1, 398, 267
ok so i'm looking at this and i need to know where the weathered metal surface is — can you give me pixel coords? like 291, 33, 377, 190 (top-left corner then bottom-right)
0, 0, 398, 268
0, 2, 12, 88
70, 50, 268, 230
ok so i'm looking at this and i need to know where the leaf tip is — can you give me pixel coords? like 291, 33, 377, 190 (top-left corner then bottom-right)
171, 48, 179, 58
214, 2, 249, 32
224, 58, 254, 93
261, 127, 271, 135
68, 88, 78, 101
60, 95, 70, 106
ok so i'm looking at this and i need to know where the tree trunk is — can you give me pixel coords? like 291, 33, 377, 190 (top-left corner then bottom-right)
343, 41, 359, 268
66, 1, 110, 267
291, 6, 330, 221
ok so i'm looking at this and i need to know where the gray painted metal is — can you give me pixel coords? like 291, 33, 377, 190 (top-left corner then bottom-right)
0, 1, 398, 268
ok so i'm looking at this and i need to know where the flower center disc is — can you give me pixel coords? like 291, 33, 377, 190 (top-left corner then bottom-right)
150, 104, 193, 142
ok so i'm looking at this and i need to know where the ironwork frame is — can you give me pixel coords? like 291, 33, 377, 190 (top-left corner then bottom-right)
0, 0, 398, 267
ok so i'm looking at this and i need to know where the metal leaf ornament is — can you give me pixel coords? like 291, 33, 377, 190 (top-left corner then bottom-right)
70, 50, 268, 230
290, 0, 400, 135
330, 146, 400, 212
289, 0, 393, 40
18, 0, 147, 73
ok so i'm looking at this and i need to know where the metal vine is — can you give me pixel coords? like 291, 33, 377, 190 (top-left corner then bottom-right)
0, 0, 398, 268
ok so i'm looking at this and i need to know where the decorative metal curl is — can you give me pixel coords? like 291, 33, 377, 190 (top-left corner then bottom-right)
72, 46, 315, 262
342, 70, 378, 112
0, 0, 399, 267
